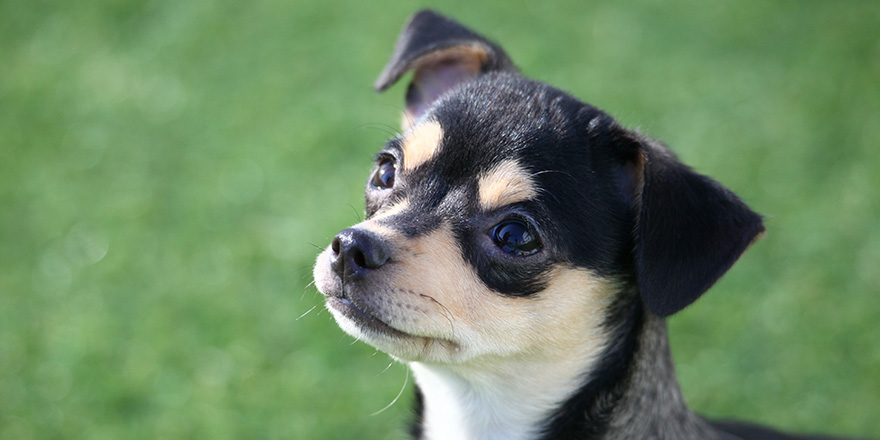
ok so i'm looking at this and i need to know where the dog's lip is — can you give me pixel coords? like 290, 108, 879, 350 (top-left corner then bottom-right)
327, 296, 414, 339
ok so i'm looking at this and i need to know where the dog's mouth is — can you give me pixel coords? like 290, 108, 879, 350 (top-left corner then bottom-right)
326, 295, 414, 339
314, 252, 462, 358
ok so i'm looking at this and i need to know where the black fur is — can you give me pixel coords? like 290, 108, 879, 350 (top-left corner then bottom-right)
537, 286, 645, 440
374, 9, 516, 92
632, 135, 765, 316
409, 386, 425, 440
711, 420, 861, 440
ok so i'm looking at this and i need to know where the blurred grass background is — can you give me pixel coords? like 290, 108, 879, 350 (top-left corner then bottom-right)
1, 0, 878, 438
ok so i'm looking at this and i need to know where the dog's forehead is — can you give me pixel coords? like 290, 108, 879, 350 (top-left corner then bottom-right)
394, 74, 601, 208
431, 75, 587, 169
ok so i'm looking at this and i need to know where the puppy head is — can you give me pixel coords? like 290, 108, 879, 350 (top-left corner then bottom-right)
314, 10, 764, 365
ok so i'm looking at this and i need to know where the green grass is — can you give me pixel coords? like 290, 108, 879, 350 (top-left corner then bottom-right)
1, 1, 878, 438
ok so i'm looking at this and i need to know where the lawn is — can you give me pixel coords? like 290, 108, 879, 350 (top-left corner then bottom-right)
1, 1, 878, 439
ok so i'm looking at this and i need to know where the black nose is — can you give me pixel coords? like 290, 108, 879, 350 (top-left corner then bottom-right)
330, 228, 391, 279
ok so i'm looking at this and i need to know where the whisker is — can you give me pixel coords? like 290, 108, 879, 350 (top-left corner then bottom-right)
420, 293, 457, 341
378, 360, 396, 376
295, 264, 315, 273
296, 304, 318, 321
370, 367, 409, 416
346, 204, 363, 222
529, 169, 574, 179
357, 122, 402, 139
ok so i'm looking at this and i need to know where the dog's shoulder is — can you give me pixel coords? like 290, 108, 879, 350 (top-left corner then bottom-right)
711, 420, 863, 440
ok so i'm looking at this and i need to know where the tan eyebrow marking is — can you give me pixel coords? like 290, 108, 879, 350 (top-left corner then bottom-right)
402, 121, 443, 171
478, 160, 539, 210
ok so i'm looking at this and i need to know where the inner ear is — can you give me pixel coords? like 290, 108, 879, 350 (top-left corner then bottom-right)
592, 115, 645, 208
612, 140, 646, 209
374, 10, 517, 130
403, 47, 488, 125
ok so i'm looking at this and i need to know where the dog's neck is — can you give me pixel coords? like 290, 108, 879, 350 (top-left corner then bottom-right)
597, 313, 719, 440
410, 349, 600, 440
409, 303, 719, 440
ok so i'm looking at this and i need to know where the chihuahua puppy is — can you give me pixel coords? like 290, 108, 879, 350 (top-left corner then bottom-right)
314, 10, 857, 440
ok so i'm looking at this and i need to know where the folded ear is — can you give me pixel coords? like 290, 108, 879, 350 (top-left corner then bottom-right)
375, 10, 517, 129
623, 132, 765, 317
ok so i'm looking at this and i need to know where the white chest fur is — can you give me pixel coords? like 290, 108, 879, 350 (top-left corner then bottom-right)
410, 352, 602, 440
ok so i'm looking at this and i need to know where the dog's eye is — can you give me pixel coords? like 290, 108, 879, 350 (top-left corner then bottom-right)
490, 220, 541, 256
371, 159, 396, 189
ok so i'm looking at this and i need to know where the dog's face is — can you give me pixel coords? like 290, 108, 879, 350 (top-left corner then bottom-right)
314, 75, 632, 364
314, 11, 763, 366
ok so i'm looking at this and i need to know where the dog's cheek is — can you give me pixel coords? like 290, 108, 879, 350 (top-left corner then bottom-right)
458, 267, 616, 361
527, 268, 617, 352
399, 230, 564, 359
389, 226, 503, 343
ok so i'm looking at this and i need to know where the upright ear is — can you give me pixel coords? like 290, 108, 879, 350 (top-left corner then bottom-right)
375, 10, 517, 129
622, 132, 765, 317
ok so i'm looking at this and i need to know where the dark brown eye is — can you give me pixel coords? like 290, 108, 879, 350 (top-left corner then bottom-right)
371, 159, 395, 189
490, 220, 541, 256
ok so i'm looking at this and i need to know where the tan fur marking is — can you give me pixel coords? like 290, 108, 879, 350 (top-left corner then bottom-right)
372, 198, 410, 221
478, 160, 539, 210
338, 220, 616, 363
402, 121, 444, 171
412, 45, 489, 78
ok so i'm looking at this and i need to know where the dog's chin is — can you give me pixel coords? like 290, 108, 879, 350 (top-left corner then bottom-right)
324, 295, 462, 363
325, 295, 412, 340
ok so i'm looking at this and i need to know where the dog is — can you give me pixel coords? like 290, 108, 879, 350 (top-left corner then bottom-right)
313, 10, 860, 440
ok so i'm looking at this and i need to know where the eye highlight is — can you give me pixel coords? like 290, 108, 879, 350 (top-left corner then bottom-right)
370, 158, 396, 189
490, 219, 541, 256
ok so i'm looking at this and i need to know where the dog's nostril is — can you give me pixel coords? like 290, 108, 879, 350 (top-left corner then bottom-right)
331, 228, 391, 279
352, 249, 367, 269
